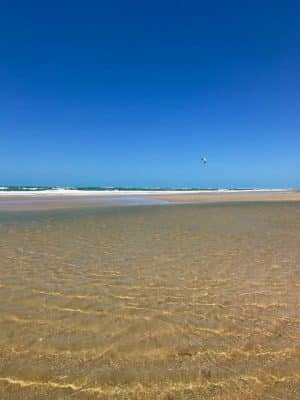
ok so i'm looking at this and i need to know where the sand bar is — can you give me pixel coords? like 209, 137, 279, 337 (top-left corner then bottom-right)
148, 189, 300, 204
0, 189, 299, 211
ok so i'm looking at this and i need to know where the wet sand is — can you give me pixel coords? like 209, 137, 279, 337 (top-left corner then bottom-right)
0, 202, 299, 399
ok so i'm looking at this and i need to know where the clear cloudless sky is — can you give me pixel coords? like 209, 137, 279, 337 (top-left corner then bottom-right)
1, 0, 299, 188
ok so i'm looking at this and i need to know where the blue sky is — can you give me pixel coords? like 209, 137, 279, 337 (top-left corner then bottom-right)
1, 1, 299, 187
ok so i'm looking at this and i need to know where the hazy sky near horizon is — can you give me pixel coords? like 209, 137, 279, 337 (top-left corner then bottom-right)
1, 1, 299, 187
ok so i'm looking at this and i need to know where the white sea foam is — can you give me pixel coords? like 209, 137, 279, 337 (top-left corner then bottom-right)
0, 188, 293, 196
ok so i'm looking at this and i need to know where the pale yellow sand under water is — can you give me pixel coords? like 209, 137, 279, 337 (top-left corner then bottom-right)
0, 202, 299, 399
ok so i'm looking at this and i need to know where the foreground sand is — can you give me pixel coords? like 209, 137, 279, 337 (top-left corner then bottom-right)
0, 202, 299, 399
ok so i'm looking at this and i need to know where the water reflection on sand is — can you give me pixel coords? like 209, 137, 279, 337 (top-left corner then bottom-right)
0, 203, 299, 399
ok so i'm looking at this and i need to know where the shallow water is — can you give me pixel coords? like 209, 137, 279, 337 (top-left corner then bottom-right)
0, 195, 169, 210
0, 203, 299, 399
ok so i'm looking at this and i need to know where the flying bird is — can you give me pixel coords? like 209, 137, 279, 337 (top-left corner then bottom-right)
201, 157, 208, 164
